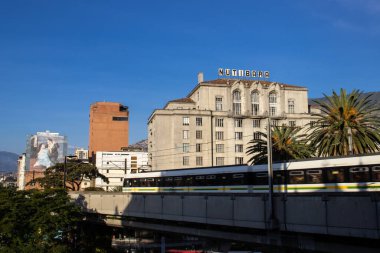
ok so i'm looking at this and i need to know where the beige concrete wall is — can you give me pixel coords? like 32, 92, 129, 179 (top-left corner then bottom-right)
148, 80, 317, 170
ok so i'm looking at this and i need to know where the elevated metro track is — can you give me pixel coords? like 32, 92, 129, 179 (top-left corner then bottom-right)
70, 192, 380, 252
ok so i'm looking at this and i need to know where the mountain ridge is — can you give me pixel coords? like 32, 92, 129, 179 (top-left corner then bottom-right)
0, 151, 19, 173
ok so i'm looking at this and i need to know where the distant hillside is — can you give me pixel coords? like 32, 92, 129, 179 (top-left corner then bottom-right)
0, 151, 19, 173
309, 91, 380, 109
129, 139, 148, 152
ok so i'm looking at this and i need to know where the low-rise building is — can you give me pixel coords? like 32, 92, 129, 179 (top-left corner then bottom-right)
95, 151, 149, 191
75, 148, 89, 161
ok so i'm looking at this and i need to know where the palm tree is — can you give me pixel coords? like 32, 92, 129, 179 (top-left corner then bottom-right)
308, 89, 380, 157
246, 126, 313, 165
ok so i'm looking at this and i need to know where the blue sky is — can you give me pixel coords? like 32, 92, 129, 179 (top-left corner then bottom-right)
1, 0, 380, 154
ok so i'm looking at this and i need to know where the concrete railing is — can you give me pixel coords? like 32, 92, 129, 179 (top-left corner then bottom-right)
70, 192, 380, 240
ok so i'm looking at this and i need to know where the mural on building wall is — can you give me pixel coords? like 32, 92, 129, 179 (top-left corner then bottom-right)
26, 132, 67, 170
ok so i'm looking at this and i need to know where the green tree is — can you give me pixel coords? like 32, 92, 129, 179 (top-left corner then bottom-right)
28, 160, 108, 191
246, 125, 313, 165
0, 187, 82, 252
308, 89, 380, 156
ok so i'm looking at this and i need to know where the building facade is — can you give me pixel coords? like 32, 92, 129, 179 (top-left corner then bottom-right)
148, 75, 317, 170
17, 153, 26, 190
20, 130, 68, 189
95, 151, 148, 191
89, 102, 129, 160
75, 148, 89, 161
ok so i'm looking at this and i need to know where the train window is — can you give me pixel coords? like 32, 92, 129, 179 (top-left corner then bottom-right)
372, 166, 380, 182
231, 173, 247, 185
205, 175, 217, 186
164, 177, 173, 187
326, 168, 346, 183
349, 167, 370, 182
306, 170, 323, 184
255, 172, 268, 185
132, 179, 140, 187
194, 175, 205, 186
124, 179, 131, 187
140, 178, 147, 187
185, 176, 193, 186
273, 171, 285, 185
174, 177, 183, 186
217, 174, 228, 186
156, 178, 164, 187
288, 171, 305, 184
146, 178, 155, 187
206, 175, 216, 180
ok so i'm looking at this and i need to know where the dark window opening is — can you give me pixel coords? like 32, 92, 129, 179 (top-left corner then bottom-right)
113, 116, 129, 121
119, 106, 128, 112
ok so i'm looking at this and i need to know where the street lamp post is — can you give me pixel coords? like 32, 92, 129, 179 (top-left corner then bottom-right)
267, 96, 277, 229
63, 155, 77, 189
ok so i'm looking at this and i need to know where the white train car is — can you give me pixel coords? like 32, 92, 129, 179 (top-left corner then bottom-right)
123, 153, 380, 194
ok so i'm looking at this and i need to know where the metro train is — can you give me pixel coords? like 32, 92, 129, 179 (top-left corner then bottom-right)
122, 153, 380, 193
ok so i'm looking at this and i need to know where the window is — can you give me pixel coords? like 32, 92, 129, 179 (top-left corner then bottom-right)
253, 132, 261, 140
183, 130, 189, 139
234, 118, 243, 127
196, 130, 202, 139
270, 106, 276, 116
183, 143, 189, 153
216, 131, 224, 140
253, 119, 260, 128
235, 144, 243, 152
196, 117, 202, 126
196, 157, 203, 166
119, 106, 128, 112
251, 91, 260, 115
306, 170, 323, 183
113, 116, 128, 121
269, 92, 277, 116
196, 143, 202, 152
215, 96, 223, 111
349, 167, 370, 182
183, 117, 189, 126
216, 157, 224, 166
288, 170, 305, 184
216, 144, 224, 153
269, 92, 277, 103
216, 118, 224, 127
255, 172, 268, 185
235, 157, 244, 165
288, 99, 295, 113
272, 120, 279, 126
235, 132, 243, 140
372, 166, 380, 182
232, 90, 241, 115
183, 156, 189, 166
326, 168, 345, 183
289, 121, 296, 127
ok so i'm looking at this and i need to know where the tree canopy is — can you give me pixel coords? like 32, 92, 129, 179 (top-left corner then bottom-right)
0, 187, 82, 252
28, 160, 108, 191
308, 89, 380, 156
246, 125, 313, 165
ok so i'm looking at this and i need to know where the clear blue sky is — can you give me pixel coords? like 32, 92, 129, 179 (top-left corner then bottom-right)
1, 0, 380, 154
